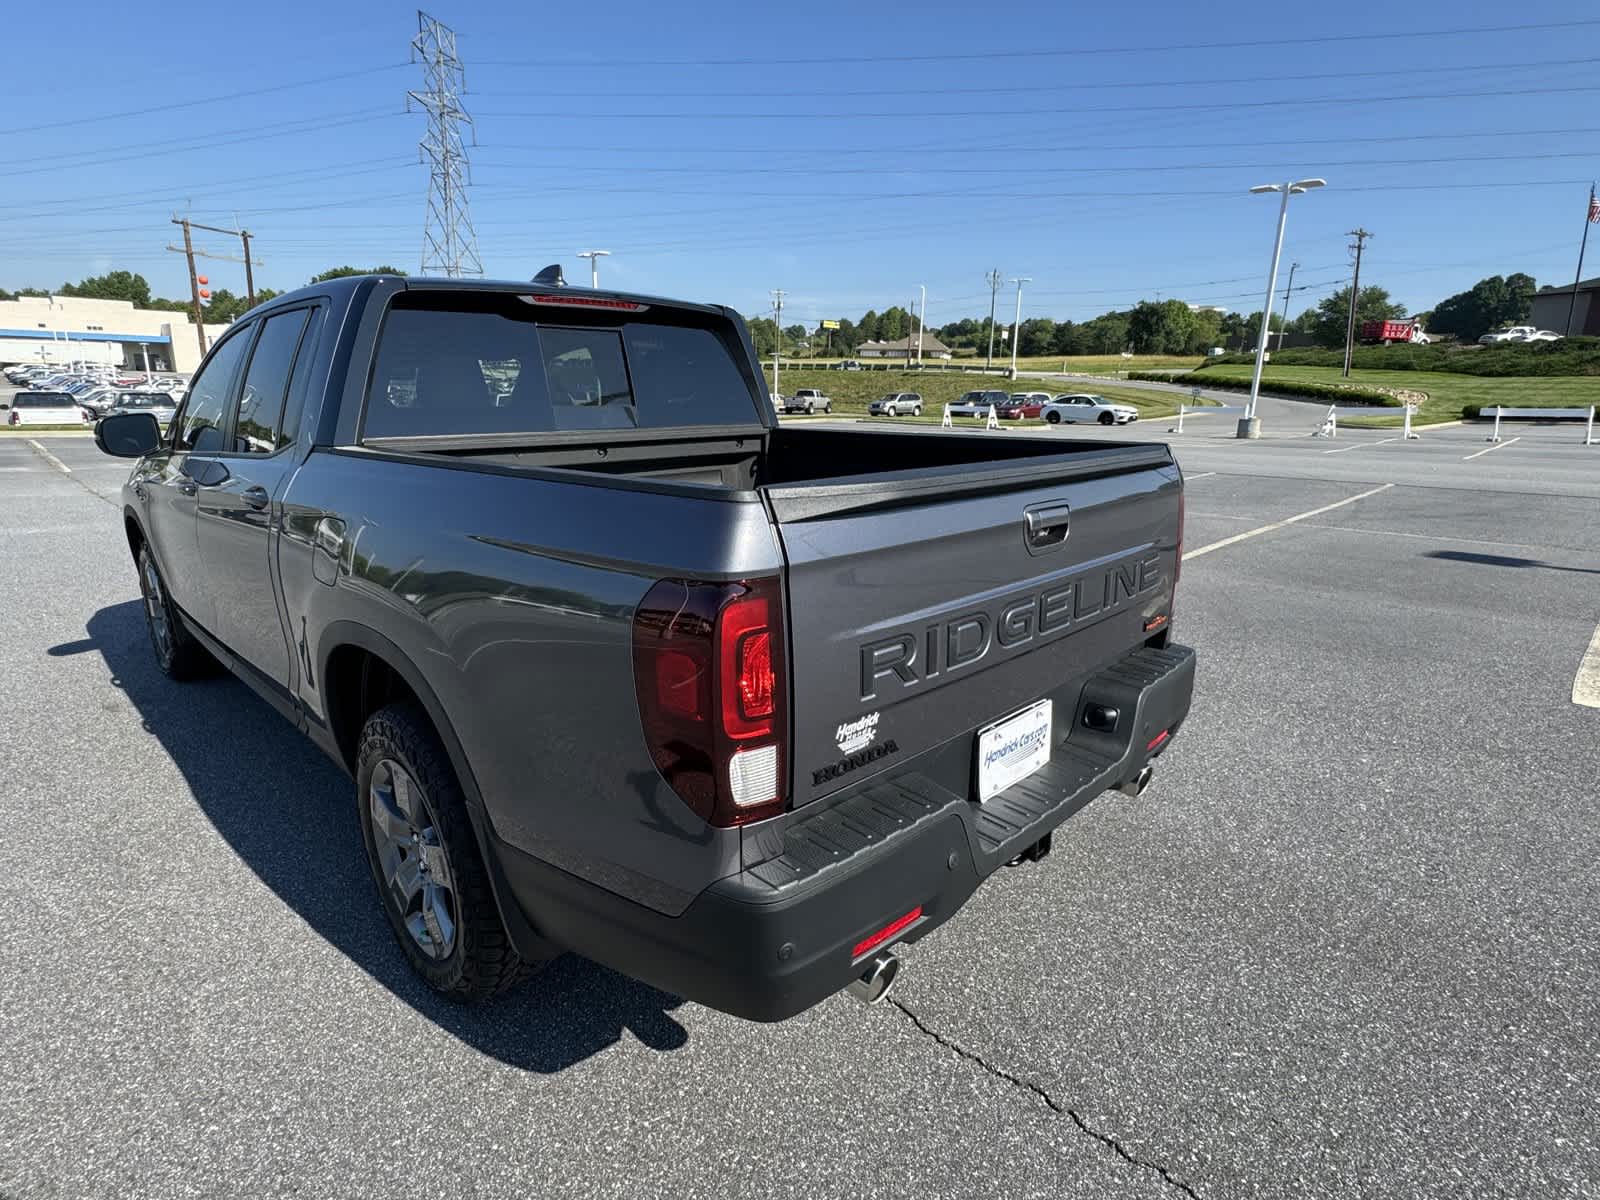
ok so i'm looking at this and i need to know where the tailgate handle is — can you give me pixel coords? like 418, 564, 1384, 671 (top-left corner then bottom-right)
1023, 502, 1072, 552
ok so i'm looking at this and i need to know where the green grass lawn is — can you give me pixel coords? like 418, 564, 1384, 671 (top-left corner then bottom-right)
0, 424, 92, 434
774, 369, 1183, 422
1194, 364, 1600, 426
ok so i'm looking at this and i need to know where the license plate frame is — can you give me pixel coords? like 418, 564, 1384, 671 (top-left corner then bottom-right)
975, 700, 1053, 801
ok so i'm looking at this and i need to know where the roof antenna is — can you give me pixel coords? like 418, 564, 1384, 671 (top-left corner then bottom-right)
532, 263, 566, 287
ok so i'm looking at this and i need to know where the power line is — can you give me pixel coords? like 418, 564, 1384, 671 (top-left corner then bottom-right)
0, 63, 408, 136
480, 55, 1600, 99
472, 17, 1600, 66
476, 82, 1600, 121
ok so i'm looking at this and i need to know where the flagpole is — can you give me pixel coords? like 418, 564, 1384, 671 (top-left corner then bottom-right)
1565, 183, 1595, 338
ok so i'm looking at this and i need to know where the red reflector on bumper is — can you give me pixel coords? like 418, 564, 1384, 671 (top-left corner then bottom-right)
1144, 614, 1168, 632
1146, 730, 1170, 753
853, 906, 923, 959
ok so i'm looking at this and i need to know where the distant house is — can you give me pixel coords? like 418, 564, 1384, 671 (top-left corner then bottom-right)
1530, 277, 1600, 336
857, 333, 953, 360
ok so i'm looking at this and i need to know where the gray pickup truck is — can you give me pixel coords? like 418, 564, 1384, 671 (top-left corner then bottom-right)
94, 274, 1194, 1021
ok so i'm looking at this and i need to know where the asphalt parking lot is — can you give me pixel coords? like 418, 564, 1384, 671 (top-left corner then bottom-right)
3, 425, 1598, 1199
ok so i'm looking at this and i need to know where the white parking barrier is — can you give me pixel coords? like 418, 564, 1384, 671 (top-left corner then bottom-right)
1310, 403, 1415, 440
986, 404, 1001, 430
1311, 405, 1338, 438
941, 404, 953, 428
1484, 405, 1597, 444
1168, 403, 1247, 433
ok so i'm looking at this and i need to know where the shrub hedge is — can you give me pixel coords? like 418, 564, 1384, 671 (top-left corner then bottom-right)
1195, 337, 1600, 377
1127, 371, 1402, 407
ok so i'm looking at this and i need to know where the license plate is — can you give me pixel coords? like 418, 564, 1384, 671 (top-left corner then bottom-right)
976, 700, 1053, 801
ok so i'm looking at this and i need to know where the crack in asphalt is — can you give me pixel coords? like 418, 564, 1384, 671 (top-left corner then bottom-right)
889, 998, 1200, 1199
23, 439, 119, 508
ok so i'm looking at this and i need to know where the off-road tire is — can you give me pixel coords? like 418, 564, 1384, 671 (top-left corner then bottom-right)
357, 702, 550, 1002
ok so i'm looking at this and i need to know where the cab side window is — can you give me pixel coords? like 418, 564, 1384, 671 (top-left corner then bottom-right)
231, 309, 311, 454
175, 332, 251, 452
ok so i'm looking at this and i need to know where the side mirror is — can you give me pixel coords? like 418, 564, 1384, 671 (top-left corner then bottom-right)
95, 411, 162, 458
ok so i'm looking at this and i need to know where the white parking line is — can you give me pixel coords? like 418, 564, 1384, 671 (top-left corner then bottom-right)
26, 439, 72, 475
1463, 437, 1520, 461
1323, 438, 1398, 454
1185, 471, 1217, 480
1574, 622, 1600, 709
1183, 483, 1394, 560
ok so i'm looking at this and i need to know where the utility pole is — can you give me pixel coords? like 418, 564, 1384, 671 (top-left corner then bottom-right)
770, 289, 785, 400
172, 218, 207, 358
1342, 229, 1372, 378
167, 216, 262, 343
577, 250, 611, 288
241, 230, 256, 307
1008, 276, 1031, 378
1278, 261, 1298, 349
409, 11, 482, 277
984, 268, 1002, 371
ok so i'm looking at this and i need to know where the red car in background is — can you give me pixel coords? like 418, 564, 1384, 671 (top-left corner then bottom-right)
997, 391, 1051, 419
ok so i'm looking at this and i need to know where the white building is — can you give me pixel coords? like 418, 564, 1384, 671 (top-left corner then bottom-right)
0, 294, 230, 373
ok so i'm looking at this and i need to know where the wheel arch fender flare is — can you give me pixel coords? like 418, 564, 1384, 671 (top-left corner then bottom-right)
314, 619, 558, 958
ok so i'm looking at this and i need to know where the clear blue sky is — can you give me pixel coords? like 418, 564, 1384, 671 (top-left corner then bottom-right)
4, 0, 1598, 328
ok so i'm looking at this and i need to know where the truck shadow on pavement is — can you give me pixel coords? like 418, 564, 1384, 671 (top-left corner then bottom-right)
58, 601, 690, 1073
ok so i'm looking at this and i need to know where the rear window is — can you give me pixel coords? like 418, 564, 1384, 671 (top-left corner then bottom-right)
362, 292, 760, 440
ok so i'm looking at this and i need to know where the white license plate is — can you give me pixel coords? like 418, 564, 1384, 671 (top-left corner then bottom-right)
976, 700, 1053, 801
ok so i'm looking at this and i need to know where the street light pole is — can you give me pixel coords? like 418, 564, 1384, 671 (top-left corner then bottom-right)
917, 284, 926, 364
1008, 276, 1031, 379
577, 250, 611, 288
1242, 178, 1325, 438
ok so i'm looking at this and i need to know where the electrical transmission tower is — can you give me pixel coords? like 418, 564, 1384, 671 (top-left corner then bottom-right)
408, 11, 482, 277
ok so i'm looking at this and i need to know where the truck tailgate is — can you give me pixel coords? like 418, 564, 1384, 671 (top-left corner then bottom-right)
764, 444, 1181, 809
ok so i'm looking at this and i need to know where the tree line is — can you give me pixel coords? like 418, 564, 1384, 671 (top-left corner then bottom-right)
752, 271, 1543, 357
3, 265, 1540, 350
0, 265, 402, 326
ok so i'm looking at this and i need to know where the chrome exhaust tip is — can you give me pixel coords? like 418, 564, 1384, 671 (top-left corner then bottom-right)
1117, 764, 1154, 798
845, 952, 900, 1005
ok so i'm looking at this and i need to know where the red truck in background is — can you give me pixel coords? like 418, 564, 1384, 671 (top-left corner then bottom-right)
1360, 319, 1429, 345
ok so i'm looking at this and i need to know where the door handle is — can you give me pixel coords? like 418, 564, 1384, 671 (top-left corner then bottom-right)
1023, 502, 1072, 552
176, 479, 197, 497
242, 485, 270, 511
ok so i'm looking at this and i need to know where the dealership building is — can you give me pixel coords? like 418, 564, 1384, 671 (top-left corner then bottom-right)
0, 294, 231, 374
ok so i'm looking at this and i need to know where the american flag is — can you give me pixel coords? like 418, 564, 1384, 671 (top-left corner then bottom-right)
1590, 188, 1600, 224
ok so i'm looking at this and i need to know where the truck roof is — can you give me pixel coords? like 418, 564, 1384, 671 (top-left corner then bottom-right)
255, 273, 728, 320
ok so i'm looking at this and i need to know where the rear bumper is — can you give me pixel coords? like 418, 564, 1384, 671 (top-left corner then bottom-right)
495, 642, 1195, 1021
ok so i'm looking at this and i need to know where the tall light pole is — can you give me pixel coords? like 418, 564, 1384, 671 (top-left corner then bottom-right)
769, 288, 785, 400
1242, 178, 1326, 438
577, 250, 611, 288
1008, 276, 1031, 378
916, 284, 926, 364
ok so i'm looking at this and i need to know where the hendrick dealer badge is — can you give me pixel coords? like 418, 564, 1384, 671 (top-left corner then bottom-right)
975, 700, 1053, 801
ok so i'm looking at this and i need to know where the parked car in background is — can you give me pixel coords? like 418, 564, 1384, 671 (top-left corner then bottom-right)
781, 388, 832, 414
77, 388, 123, 417
1479, 326, 1538, 345
998, 392, 1051, 419
105, 391, 178, 425
1041, 394, 1140, 426
1520, 329, 1563, 342
867, 392, 922, 417
948, 389, 1010, 418
840, 359, 861, 370
4, 391, 92, 426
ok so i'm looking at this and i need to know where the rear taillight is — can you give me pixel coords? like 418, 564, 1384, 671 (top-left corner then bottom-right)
633, 577, 787, 826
